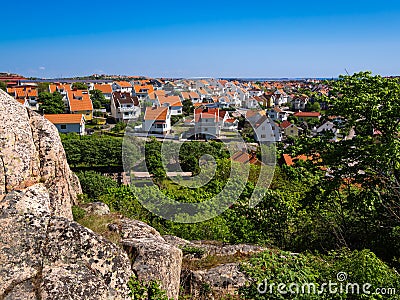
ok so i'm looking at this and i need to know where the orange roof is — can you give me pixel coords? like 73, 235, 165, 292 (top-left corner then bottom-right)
94, 84, 112, 94
148, 90, 165, 100
158, 95, 182, 107
144, 106, 169, 121
134, 85, 154, 94
231, 151, 261, 165
67, 90, 93, 112
115, 81, 132, 88
294, 112, 321, 118
44, 114, 84, 124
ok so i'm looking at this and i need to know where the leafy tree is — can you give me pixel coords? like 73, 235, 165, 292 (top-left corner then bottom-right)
76, 171, 118, 201
90, 89, 107, 109
306, 101, 321, 112
112, 122, 127, 133
182, 99, 194, 116
289, 72, 400, 264
0, 81, 6, 91
39, 91, 65, 114
71, 82, 88, 90
37, 82, 50, 93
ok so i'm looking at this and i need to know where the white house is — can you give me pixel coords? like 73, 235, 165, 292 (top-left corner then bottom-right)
112, 81, 133, 93
44, 114, 85, 135
94, 84, 113, 101
194, 107, 223, 139
292, 96, 309, 111
111, 92, 140, 122
156, 95, 183, 115
253, 115, 282, 144
143, 106, 171, 135
267, 107, 288, 122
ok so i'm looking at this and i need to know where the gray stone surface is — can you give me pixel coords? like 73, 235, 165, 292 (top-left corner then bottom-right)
81, 201, 111, 215
120, 219, 182, 300
0, 185, 132, 300
0, 90, 81, 220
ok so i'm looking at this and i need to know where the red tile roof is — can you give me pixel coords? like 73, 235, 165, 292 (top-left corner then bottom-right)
294, 111, 321, 118
44, 114, 85, 124
158, 95, 182, 107
67, 90, 93, 112
94, 84, 112, 94
144, 106, 168, 121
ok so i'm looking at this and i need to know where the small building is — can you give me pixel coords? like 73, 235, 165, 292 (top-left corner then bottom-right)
44, 114, 85, 135
253, 115, 282, 143
143, 106, 171, 135
267, 107, 288, 122
66, 90, 93, 121
112, 81, 133, 93
280, 120, 300, 138
111, 92, 140, 122
156, 95, 183, 115
294, 111, 321, 122
93, 84, 113, 101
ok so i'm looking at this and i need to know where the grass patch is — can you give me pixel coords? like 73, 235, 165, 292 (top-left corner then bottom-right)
76, 213, 122, 245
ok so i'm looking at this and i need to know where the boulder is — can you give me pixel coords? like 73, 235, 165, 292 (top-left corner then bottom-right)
81, 202, 110, 216
0, 90, 81, 220
181, 263, 247, 299
0, 185, 132, 300
120, 219, 182, 300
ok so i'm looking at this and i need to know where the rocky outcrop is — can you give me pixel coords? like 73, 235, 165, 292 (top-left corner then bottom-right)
0, 93, 132, 299
81, 201, 110, 216
0, 90, 80, 220
181, 263, 247, 299
117, 219, 182, 300
0, 184, 132, 299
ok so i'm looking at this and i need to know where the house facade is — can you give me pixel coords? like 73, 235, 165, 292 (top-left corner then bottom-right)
111, 92, 140, 122
44, 114, 85, 135
143, 106, 171, 134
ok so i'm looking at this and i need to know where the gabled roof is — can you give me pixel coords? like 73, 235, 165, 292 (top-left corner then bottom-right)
181, 91, 200, 99
280, 120, 293, 129
231, 151, 261, 165
158, 95, 182, 107
44, 114, 85, 124
144, 106, 169, 121
67, 90, 93, 112
134, 84, 154, 94
115, 81, 132, 88
94, 84, 112, 94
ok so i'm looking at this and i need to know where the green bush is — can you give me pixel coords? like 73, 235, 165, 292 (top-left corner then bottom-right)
127, 275, 170, 300
72, 205, 86, 221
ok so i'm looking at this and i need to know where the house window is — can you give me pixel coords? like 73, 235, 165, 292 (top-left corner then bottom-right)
290, 130, 294, 133
272, 126, 275, 130
60, 124, 67, 130
261, 134, 266, 138
204, 128, 208, 131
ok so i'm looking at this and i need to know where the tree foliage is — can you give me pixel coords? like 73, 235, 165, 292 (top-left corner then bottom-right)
71, 82, 88, 90
39, 91, 65, 114
90, 89, 108, 109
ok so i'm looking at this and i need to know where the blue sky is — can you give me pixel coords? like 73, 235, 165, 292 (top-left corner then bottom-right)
1, 0, 399, 78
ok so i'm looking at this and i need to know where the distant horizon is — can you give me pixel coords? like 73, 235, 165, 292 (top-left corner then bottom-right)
1, 0, 400, 78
